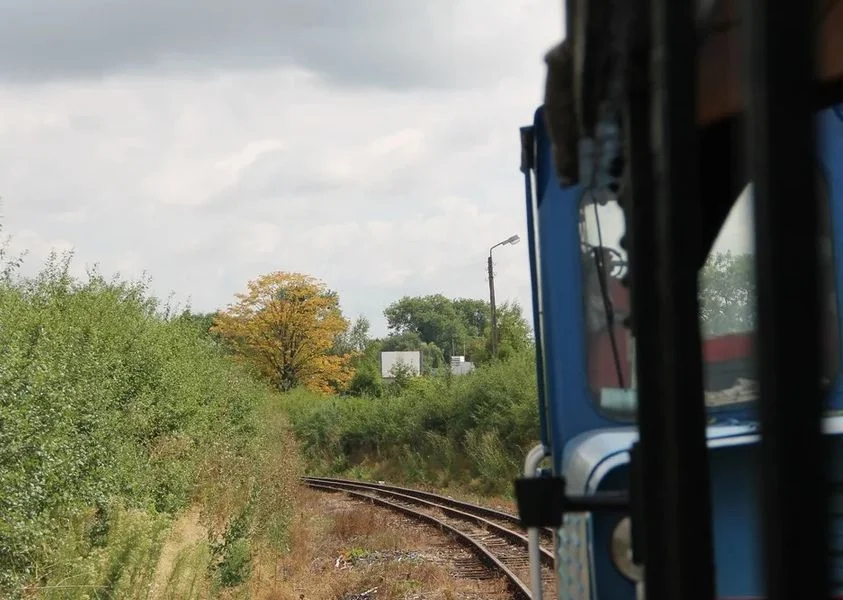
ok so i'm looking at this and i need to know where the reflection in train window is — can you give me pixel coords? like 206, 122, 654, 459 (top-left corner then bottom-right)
579, 176, 838, 417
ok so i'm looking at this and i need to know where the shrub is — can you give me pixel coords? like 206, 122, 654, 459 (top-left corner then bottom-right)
0, 250, 297, 596
284, 349, 540, 495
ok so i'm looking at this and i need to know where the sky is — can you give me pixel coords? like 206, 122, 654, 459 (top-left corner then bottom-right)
587, 185, 754, 260
0, 0, 575, 337
0, 0, 753, 338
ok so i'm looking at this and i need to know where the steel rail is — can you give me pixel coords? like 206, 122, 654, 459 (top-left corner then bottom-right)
303, 478, 553, 563
303, 475, 556, 540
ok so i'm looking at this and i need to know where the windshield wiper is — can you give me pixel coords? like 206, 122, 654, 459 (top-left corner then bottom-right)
592, 247, 626, 388
590, 200, 626, 389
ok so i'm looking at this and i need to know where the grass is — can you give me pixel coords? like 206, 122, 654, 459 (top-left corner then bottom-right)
24, 505, 171, 600
148, 507, 210, 600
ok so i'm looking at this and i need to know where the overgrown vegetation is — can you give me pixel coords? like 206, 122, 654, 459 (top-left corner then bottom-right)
0, 234, 756, 597
0, 246, 299, 598
284, 349, 540, 496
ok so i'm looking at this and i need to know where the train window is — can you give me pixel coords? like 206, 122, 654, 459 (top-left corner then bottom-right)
579, 173, 839, 417
698, 187, 758, 408
579, 191, 633, 413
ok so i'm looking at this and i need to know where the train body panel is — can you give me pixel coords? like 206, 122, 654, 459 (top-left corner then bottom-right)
522, 103, 843, 598
561, 420, 843, 597
558, 424, 762, 598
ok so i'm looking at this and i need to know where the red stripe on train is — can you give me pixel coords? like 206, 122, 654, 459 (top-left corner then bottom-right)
703, 333, 753, 363
589, 331, 753, 390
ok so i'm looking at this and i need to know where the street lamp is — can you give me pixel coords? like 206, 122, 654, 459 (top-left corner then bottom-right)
488, 234, 521, 358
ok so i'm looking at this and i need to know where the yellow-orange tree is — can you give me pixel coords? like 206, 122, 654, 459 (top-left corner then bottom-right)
212, 271, 355, 393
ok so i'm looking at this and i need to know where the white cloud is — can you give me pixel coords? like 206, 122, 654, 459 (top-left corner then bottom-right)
0, 0, 567, 336
0, 0, 560, 90
8, 229, 74, 258
215, 140, 285, 178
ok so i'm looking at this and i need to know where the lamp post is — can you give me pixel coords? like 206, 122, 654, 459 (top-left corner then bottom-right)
488, 234, 521, 359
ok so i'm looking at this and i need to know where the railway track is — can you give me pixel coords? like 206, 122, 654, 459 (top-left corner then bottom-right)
303, 476, 557, 600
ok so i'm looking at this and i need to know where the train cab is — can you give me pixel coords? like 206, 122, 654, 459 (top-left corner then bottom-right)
517, 103, 843, 599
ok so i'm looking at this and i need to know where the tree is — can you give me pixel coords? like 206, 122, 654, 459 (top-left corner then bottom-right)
452, 298, 488, 337
346, 338, 385, 397
383, 294, 532, 365
332, 314, 371, 355
385, 361, 415, 395
489, 300, 532, 360
347, 360, 384, 397
176, 310, 221, 342
211, 271, 354, 393
698, 251, 755, 336
349, 315, 371, 352
384, 294, 468, 358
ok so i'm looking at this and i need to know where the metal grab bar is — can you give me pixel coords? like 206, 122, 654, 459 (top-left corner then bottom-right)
523, 443, 549, 600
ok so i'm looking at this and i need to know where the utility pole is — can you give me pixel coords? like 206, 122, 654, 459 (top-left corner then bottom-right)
488, 252, 498, 358
488, 234, 521, 359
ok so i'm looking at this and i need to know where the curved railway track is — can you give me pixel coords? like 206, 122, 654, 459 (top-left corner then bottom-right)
303, 476, 557, 600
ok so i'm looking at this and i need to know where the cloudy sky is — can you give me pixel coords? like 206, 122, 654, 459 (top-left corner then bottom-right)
0, 0, 754, 337
0, 0, 575, 336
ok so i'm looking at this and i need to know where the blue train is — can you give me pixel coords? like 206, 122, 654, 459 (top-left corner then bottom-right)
515, 102, 843, 598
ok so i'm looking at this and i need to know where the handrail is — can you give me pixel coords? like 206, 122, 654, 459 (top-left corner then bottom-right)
523, 443, 549, 600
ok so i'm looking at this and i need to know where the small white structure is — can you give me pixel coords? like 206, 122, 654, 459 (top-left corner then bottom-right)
380, 351, 422, 378
450, 355, 475, 375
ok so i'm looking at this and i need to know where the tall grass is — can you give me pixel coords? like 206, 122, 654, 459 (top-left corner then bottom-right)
0, 249, 299, 598
284, 350, 540, 495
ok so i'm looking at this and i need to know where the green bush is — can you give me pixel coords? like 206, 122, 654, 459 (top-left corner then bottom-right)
0, 250, 290, 597
284, 349, 540, 495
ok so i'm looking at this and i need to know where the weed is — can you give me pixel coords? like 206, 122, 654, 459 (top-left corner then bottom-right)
329, 508, 378, 542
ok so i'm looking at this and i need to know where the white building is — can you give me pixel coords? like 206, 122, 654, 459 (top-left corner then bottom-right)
380, 351, 422, 378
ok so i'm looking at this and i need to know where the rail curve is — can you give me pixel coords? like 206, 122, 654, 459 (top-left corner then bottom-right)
303, 476, 557, 600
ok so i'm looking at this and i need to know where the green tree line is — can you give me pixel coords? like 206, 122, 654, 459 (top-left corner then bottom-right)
202, 252, 754, 400
207, 276, 534, 398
